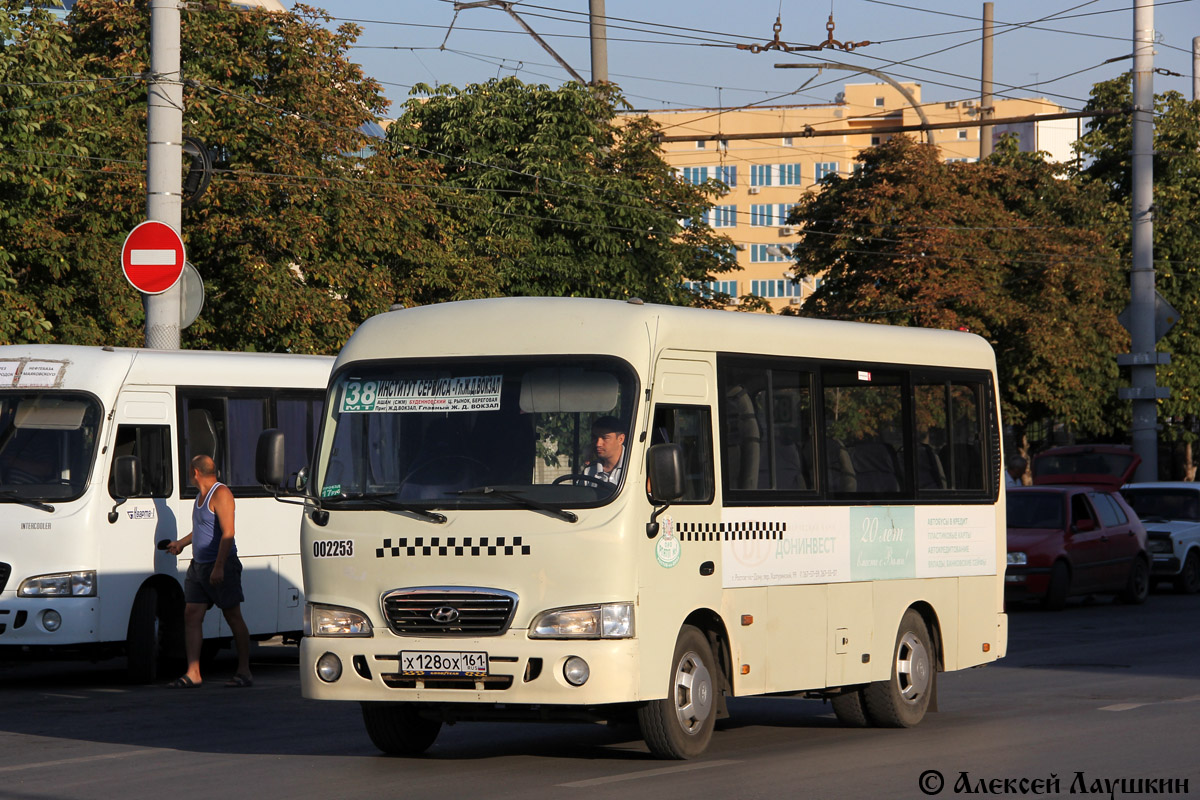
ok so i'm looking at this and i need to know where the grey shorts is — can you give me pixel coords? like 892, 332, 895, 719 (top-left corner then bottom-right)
184, 557, 244, 609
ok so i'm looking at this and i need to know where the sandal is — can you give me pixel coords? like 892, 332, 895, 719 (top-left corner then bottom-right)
225, 674, 253, 688
166, 675, 200, 689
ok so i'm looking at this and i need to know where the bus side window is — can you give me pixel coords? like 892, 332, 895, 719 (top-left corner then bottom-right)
651, 405, 714, 504
110, 425, 172, 498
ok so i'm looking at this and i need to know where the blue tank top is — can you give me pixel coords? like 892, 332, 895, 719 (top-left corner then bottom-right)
192, 482, 235, 563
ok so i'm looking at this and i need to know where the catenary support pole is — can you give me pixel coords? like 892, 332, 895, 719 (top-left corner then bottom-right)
980, 3, 994, 159
1128, 0, 1158, 480
590, 0, 608, 85
144, 0, 183, 349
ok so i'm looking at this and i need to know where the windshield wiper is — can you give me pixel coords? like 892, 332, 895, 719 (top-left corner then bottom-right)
457, 486, 578, 523
0, 490, 54, 513
324, 492, 446, 524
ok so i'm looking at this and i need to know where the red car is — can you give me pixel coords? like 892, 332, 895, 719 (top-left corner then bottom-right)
1005, 446, 1151, 609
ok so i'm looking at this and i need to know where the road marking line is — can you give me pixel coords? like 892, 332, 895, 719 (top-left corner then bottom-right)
557, 759, 740, 787
1101, 695, 1200, 712
40, 693, 88, 700
0, 748, 160, 774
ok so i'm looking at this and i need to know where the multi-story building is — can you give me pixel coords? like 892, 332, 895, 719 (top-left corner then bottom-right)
636, 82, 1073, 311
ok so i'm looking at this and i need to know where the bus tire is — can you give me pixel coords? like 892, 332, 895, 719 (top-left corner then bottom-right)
125, 586, 161, 684
361, 703, 442, 756
862, 610, 934, 728
637, 625, 717, 759
830, 688, 870, 728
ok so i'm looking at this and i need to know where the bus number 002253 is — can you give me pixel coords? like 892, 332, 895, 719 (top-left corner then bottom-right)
313, 540, 354, 558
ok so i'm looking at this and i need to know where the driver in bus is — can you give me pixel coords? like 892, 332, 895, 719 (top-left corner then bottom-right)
582, 415, 626, 486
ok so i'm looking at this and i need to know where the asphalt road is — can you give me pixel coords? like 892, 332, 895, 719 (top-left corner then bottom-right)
2, 591, 1198, 800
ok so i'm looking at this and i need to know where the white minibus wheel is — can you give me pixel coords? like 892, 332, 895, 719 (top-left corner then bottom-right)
637, 624, 717, 759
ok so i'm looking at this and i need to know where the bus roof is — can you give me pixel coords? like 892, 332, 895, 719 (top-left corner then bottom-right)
338, 298, 997, 373
1, 344, 332, 403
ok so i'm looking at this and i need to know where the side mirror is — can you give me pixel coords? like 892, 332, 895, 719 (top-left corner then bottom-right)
295, 466, 309, 492
112, 455, 142, 499
647, 443, 685, 503
256, 429, 286, 489
1073, 518, 1097, 534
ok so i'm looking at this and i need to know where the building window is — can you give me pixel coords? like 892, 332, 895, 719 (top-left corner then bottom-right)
750, 204, 775, 227
780, 163, 803, 186
750, 244, 789, 263
750, 164, 773, 187
870, 136, 881, 146
681, 166, 709, 185
958, 130, 968, 140
695, 140, 706, 149
709, 204, 737, 228
874, 97, 885, 107
684, 280, 739, 298
814, 162, 838, 182
715, 165, 737, 188
750, 279, 803, 299
782, 137, 794, 146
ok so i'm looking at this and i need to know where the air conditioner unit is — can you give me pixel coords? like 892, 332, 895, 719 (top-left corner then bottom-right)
748, 186, 761, 195
734, 243, 747, 251
789, 298, 802, 305
963, 99, 975, 108
945, 101, 958, 108
779, 226, 796, 236
727, 297, 741, 306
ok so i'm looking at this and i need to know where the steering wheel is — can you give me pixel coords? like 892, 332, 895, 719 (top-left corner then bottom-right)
552, 473, 609, 488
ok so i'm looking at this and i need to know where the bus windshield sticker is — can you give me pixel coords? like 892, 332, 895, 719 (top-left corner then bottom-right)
340, 376, 503, 414
321, 484, 342, 498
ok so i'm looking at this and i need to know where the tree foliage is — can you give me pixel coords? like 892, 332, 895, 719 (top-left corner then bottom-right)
387, 77, 738, 307
2, 0, 448, 352
1076, 76, 1200, 446
788, 135, 1126, 434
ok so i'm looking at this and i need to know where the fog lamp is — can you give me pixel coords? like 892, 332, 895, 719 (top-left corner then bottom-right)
563, 656, 590, 686
316, 652, 343, 683
42, 609, 62, 632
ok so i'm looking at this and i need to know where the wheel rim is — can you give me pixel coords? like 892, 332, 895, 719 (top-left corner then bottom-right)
1184, 554, 1199, 590
672, 649, 713, 735
896, 631, 931, 704
1133, 560, 1149, 598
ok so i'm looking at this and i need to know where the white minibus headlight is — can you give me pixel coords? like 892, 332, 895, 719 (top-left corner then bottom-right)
18, 571, 97, 597
1007, 552, 1028, 566
307, 603, 373, 637
530, 603, 634, 639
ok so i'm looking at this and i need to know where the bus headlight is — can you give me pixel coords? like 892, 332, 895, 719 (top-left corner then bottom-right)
1007, 552, 1028, 566
306, 604, 373, 637
18, 571, 97, 597
529, 602, 634, 639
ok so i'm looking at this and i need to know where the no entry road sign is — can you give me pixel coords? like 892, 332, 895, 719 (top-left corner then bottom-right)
121, 220, 186, 295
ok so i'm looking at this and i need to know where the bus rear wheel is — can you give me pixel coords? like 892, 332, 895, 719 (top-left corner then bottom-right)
862, 609, 935, 728
361, 703, 442, 756
638, 625, 717, 759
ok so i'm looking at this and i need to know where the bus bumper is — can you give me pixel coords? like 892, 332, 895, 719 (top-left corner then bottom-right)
300, 632, 645, 707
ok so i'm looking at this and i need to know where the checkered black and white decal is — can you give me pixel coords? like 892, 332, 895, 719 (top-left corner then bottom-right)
674, 520, 786, 542
375, 536, 531, 558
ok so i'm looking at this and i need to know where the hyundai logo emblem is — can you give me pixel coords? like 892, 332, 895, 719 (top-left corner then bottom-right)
430, 605, 460, 624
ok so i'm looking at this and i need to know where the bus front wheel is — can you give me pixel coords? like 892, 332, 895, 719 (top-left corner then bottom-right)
361, 703, 442, 756
638, 625, 717, 759
862, 609, 935, 728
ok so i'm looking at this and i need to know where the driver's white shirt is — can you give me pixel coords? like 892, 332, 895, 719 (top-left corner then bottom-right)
583, 457, 623, 485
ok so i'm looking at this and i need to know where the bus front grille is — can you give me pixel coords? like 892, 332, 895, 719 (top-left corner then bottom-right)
381, 587, 518, 636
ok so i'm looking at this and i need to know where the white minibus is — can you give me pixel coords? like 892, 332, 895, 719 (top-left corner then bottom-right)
0, 345, 332, 681
258, 298, 1007, 758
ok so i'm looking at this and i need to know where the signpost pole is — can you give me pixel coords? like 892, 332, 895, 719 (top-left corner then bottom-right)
144, 0, 183, 349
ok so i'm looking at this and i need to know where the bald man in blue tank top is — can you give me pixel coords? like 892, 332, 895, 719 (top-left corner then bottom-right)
165, 454, 253, 688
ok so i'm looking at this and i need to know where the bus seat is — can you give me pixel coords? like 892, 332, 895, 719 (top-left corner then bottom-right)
851, 439, 901, 492
724, 385, 760, 490
188, 408, 220, 464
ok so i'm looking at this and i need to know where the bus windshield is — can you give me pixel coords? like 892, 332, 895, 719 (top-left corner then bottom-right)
0, 392, 102, 503
316, 357, 637, 510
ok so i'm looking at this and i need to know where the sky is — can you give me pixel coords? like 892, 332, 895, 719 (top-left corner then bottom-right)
293, 0, 1199, 118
